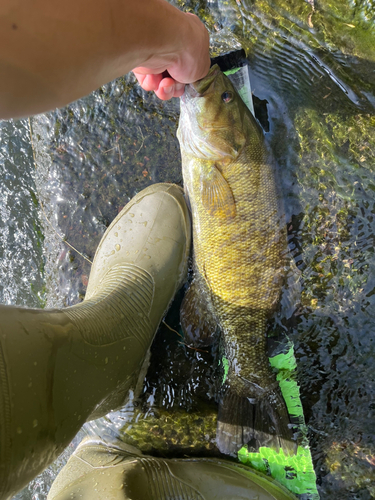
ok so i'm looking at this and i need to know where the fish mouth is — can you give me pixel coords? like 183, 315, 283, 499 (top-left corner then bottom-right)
185, 64, 221, 97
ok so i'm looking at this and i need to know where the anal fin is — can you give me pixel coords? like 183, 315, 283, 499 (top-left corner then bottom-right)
216, 389, 254, 455
180, 279, 217, 347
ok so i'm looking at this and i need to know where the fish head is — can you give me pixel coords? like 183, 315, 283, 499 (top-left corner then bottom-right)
178, 64, 249, 163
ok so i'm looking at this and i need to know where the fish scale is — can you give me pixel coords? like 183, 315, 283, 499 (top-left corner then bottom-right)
178, 64, 296, 456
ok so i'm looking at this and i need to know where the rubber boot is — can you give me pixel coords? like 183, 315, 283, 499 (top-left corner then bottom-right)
0, 183, 190, 500
48, 438, 297, 500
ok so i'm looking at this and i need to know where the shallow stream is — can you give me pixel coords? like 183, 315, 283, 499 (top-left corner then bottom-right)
1, 0, 374, 498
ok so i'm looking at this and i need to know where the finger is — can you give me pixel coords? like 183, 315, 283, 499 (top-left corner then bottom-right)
154, 85, 185, 100
173, 83, 185, 98
133, 72, 163, 91
154, 86, 174, 100
156, 78, 185, 100
134, 72, 185, 100
132, 65, 167, 75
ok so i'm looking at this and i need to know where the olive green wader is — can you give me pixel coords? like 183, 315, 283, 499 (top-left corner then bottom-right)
0, 183, 191, 500
48, 438, 297, 500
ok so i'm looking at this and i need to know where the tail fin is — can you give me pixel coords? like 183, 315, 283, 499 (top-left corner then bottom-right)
216, 382, 297, 456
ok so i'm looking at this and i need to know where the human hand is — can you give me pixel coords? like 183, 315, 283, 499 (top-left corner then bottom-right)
132, 13, 210, 100
133, 70, 186, 100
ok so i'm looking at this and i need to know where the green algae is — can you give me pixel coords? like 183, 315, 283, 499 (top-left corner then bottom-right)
311, 0, 375, 61
119, 406, 218, 457
289, 104, 375, 497
294, 108, 375, 310
324, 441, 375, 497
225, 0, 375, 110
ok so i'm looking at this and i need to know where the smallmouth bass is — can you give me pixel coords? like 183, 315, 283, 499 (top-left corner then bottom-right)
177, 64, 296, 455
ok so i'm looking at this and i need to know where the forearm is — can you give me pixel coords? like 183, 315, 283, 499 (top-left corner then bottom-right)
0, 0, 196, 118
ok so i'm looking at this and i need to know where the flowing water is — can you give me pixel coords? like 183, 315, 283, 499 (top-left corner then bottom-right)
0, 119, 44, 307
1, 0, 374, 498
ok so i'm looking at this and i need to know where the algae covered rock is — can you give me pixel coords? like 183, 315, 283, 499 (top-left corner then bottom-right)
119, 406, 218, 457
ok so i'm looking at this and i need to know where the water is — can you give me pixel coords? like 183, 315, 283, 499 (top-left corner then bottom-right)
1, 0, 374, 498
0, 119, 44, 307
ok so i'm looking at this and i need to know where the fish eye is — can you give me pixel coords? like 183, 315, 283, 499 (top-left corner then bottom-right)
221, 91, 233, 103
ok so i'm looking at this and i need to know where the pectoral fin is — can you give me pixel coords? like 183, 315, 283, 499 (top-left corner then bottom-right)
201, 165, 236, 219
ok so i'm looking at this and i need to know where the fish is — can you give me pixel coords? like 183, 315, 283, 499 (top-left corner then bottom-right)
177, 64, 296, 456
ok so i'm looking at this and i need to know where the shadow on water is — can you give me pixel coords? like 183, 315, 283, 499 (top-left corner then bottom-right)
0, 0, 373, 498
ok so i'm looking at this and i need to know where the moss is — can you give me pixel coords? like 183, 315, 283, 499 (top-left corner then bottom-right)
119, 406, 218, 457
325, 441, 375, 496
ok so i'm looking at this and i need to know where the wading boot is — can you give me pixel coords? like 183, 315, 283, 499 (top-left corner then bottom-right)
48, 438, 298, 500
0, 183, 190, 500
